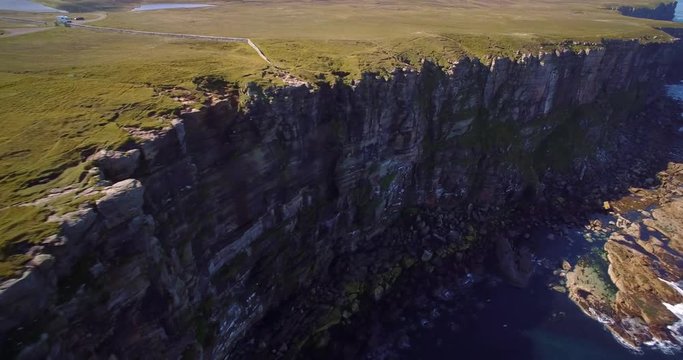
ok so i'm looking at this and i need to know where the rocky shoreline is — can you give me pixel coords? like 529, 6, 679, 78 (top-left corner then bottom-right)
565, 151, 683, 352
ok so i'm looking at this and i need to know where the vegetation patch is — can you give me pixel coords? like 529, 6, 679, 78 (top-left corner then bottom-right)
0, 206, 58, 278
379, 173, 397, 191
192, 74, 229, 93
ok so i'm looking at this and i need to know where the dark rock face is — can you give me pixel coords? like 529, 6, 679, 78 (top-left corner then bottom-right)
495, 235, 533, 287
1, 40, 682, 359
617, 1, 678, 20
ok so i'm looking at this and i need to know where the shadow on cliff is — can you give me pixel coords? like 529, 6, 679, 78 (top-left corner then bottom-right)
302, 76, 683, 360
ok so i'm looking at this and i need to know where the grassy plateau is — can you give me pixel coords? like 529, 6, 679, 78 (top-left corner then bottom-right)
0, 0, 681, 277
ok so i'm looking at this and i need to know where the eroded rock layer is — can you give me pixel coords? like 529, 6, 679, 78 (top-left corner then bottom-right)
1, 40, 682, 359
566, 163, 683, 351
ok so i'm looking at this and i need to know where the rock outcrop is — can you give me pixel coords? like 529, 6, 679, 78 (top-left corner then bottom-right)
91, 149, 142, 182
1, 39, 682, 359
566, 163, 683, 351
617, 1, 678, 20
495, 235, 534, 287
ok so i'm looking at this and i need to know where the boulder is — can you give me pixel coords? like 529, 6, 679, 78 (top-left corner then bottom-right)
495, 236, 533, 287
92, 149, 141, 182
0, 270, 52, 333
57, 208, 97, 241
561, 260, 572, 271
29, 254, 54, 270
96, 179, 145, 229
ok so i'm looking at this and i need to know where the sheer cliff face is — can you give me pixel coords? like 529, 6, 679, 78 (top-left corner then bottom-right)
1, 40, 681, 359
618, 1, 678, 20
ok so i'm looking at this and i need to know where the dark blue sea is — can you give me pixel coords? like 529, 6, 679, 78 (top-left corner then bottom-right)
401, 228, 680, 360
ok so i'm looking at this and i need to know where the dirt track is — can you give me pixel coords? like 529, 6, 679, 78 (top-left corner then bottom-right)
0, 12, 273, 64
0, 12, 106, 38
0, 12, 301, 84
69, 23, 273, 64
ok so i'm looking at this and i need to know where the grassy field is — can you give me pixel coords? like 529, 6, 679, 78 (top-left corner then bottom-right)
32, 0, 679, 12
0, 0, 681, 278
0, 19, 45, 29
17, 0, 680, 80
95, 1, 673, 41
0, 28, 273, 276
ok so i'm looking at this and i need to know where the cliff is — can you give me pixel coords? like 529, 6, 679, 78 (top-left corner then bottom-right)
617, 1, 678, 20
1, 39, 682, 359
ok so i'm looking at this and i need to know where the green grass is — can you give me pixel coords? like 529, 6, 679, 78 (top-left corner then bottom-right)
0, 20, 42, 29
0, 206, 58, 278
88, 0, 681, 80
0, 0, 680, 279
94, 1, 675, 40
0, 29, 275, 278
0, 11, 55, 22
0, 28, 272, 206
0, 29, 273, 209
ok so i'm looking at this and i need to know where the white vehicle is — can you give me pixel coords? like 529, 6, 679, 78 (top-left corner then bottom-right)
55, 15, 71, 26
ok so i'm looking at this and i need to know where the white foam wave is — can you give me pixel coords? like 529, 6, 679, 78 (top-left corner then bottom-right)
572, 278, 683, 354
667, 84, 683, 103
583, 308, 643, 352
588, 307, 615, 325
663, 302, 683, 344
612, 331, 643, 353
660, 278, 683, 297
657, 278, 683, 353
644, 337, 681, 355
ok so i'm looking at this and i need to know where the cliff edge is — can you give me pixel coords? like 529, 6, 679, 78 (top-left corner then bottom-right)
618, 1, 678, 20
